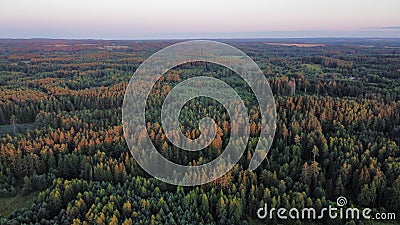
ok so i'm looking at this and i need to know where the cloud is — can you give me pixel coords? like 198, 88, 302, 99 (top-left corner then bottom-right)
379, 26, 400, 29
365, 26, 400, 30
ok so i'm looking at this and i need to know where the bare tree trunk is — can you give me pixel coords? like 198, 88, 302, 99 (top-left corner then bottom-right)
10, 115, 16, 135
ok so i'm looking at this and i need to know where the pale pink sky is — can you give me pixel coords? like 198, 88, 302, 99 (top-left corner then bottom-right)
1, 0, 399, 39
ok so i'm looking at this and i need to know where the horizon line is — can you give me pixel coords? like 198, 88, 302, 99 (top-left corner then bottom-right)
1, 37, 400, 41
1, 29, 400, 41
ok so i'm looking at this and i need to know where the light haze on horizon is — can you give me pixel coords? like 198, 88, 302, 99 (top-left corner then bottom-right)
1, 0, 400, 39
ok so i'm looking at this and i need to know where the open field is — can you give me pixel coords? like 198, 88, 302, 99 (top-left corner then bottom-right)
0, 123, 35, 137
265, 42, 326, 47
0, 191, 39, 218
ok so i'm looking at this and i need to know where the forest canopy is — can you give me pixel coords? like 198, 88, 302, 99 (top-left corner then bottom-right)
0, 38, 399, 224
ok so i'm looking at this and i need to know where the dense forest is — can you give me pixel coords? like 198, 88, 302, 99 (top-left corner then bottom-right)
0, 38, 399, 224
